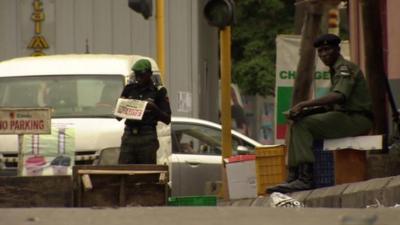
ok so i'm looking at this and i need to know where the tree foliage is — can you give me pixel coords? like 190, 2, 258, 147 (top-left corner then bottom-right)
232, 0, 295, 96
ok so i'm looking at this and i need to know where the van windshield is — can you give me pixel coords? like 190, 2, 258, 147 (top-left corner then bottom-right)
0, 75, 124, 118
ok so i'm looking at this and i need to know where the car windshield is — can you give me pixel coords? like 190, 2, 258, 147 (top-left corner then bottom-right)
172, 122, 256, 155
0, 75, 124, 118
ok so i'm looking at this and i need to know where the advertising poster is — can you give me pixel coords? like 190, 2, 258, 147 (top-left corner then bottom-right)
22, 124, 75, 176
275, 35, 349, 144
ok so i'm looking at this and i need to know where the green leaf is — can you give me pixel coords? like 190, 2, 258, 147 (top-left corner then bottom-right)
232, 0, 295, 97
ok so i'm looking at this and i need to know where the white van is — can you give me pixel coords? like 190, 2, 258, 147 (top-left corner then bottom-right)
0, 54, 171, 173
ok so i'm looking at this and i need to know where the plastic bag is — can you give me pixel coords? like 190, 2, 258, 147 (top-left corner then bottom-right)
268, 192, 304, 208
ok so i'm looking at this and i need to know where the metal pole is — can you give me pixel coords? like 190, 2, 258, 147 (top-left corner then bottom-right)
156, 0, 165, 81
220, 26, 232, 159
17, 134, 24, 176
220, 26, 232, 200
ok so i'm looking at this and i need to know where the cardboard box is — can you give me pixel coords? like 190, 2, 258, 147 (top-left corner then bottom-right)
225, 155, 257, 199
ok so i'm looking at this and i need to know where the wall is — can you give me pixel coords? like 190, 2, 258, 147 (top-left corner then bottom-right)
0, 0, 219, 120
385, 0, 400, 114
387, 0, 400, 80
0, 0, 156, 58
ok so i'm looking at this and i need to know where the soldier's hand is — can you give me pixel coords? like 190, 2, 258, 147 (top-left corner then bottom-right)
286, 102, 306, 120
145, 101, 159, 112
290, 103, 304, 115
283, 110, 291, 119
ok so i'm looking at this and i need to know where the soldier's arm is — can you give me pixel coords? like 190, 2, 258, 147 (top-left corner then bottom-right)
291, 92, 344, 114
147, 86, 171, 124
291, 65, 354, 114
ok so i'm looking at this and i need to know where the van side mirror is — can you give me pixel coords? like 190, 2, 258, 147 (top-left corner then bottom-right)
237, 145, 250, 155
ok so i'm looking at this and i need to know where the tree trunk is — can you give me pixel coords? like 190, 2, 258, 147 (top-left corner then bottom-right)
294, 0, 306, 34
292, 1, 323, 106
361, 0, 388, 135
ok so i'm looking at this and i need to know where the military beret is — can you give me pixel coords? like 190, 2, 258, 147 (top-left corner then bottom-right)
131, 59, 152, 73
313, 34, 341, 48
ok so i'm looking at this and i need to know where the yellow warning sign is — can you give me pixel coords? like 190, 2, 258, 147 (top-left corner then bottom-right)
28, 35, 49, 49
27, 0, 49, 56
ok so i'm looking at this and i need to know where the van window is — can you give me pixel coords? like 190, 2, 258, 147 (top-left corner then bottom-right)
0, 75, 124, 118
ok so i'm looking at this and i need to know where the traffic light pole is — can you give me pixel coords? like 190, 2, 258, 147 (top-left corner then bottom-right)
220, 26, 232, 200
156, 0, 165, 81
220, 26, 232, 160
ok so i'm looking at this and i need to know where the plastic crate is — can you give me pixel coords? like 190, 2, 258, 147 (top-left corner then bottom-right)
255, 145, 286, 195
168, 196, 217, 206
313, 140, 334, 188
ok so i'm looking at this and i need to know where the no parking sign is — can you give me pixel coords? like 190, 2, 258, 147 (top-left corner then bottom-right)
0, 108, 51, 134
0, 108, 51, 176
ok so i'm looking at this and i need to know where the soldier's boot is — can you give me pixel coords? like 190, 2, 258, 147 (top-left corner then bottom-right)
266, 163, 314, 194
286, 166, 299, 183
265, 166, 299, 194
284, 163, 314, 192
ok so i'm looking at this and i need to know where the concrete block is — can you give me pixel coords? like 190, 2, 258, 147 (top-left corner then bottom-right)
218, 200, 233, 206
230, 198, 255, 206
261, 196, 275, 207
250, 196, 270, 207
382, 175, 400, 207
341, 177, 391, 208
289, 190, 312, 205
305, 184, 348, 208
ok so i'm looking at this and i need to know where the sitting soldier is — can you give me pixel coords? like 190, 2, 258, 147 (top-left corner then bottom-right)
266, 34, 373, 194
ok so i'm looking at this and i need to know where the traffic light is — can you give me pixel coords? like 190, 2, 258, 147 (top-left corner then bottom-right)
327, 8, 339, 29
128, 0, 152, 20
203, 0, 235, 29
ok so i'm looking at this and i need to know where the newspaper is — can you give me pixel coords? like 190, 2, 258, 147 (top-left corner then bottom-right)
113, 98, 148, 120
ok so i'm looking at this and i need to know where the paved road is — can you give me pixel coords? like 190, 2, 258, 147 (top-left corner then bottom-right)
1, 207, 399, 225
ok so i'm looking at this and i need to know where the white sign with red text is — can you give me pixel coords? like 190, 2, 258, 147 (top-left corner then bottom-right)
0, 108, 51, 134
113, 98, 148, 120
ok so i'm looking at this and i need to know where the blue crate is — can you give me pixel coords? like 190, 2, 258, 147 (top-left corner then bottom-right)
313, 140, 334, 188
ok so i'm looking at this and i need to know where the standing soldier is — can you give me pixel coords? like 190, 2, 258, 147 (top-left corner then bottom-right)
267, 34, 373, 193
117, 59, 171, 164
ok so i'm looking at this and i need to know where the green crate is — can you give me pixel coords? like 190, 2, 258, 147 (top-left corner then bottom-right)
168, 196, 217, 206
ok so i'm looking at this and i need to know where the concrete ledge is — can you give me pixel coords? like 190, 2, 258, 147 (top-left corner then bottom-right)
230, 198, 255, 206
305, 184, 348, 208
226, 175, 400, 208
250, 196, 270, 207
289, 190, 312, 204
382, 176, 400, 207
341, 177, 392, 208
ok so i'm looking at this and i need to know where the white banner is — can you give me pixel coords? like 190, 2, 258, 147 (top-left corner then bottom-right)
113, 98, 148, 120
0, 108, 51, 134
